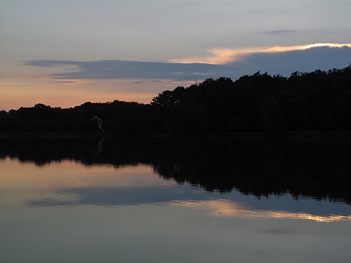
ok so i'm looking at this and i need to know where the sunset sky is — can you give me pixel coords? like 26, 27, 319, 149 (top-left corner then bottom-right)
1, 0, 351, 111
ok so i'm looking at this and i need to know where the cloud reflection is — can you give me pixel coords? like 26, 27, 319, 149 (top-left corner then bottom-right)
172, 199, 351, 223
30, 184, 350, 223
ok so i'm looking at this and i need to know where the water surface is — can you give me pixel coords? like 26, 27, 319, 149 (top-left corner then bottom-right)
1, 137, 350, 263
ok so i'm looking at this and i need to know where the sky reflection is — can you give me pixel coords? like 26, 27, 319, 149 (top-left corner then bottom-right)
1, 155, 351, 263
1, 158, 350, 223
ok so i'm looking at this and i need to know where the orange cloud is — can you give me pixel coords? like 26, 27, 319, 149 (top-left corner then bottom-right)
169, 43, 351, 65
172, 199, 351, 223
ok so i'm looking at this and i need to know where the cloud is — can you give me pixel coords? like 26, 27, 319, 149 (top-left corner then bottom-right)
169, 43, 351, 64
25, 44, 351, 82
46, 79, 89, 85
235, 45, 351, 76
263, 30, 295, 35
25, 60, 232, 81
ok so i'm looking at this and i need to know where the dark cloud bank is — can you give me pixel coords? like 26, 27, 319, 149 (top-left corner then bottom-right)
26, 46, 351, 81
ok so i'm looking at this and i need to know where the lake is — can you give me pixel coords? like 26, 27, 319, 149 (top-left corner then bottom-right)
1, 136, 350, 263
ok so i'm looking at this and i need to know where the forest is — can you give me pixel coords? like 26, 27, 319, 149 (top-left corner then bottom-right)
0, 65, 350, 134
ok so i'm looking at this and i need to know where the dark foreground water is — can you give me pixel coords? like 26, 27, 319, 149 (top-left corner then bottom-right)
0, 136, 350, 263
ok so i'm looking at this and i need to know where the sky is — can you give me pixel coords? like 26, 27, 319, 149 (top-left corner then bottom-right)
1, 0, 351, 111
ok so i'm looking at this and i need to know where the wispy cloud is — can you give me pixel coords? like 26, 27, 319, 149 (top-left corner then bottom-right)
45, 79, 89, 85
169, 43, 351, 64
25, 60, 231, 81
264, 30, 295, 35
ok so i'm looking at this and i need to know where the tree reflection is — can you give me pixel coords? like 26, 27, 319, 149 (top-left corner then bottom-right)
0, 136, 350, 205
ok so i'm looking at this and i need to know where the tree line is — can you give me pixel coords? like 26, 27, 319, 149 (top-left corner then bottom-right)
0, 65, 350, 134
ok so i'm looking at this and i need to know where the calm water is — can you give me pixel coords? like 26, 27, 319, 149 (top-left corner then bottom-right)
1, 136, 350, 263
